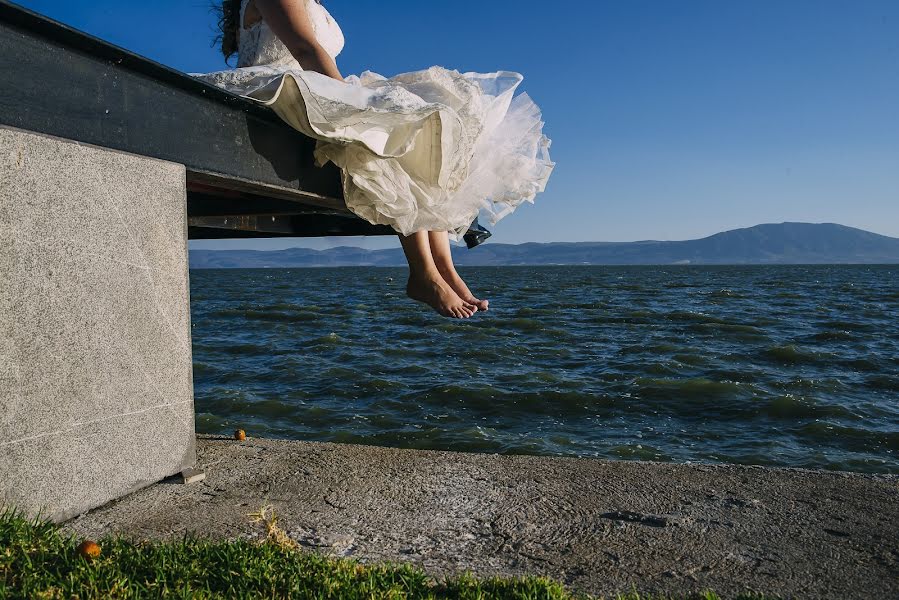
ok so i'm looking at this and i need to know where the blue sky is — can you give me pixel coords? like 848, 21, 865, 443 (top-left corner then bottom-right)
17, 0, 899, 250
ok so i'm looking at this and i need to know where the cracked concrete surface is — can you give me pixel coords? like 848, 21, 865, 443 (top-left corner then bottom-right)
61, 435, 898, 598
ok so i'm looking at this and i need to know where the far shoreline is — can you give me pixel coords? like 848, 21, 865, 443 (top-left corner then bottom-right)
187, 262, 899, 268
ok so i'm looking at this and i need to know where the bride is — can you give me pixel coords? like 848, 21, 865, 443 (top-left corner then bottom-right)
200, 0, 554, 318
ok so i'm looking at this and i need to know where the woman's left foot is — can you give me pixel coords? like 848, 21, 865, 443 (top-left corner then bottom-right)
437, 265, 489, 311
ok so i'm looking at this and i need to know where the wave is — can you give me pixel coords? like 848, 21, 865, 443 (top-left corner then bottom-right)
629, 377, 755, 407
807, 330, 857, 342
865, 375, 899, 391
207, 308, 319, 322
763, 395, 858, 420
763, 344, 832, 364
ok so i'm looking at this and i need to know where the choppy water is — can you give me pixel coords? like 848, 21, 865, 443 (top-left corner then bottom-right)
189, 265, 899, 474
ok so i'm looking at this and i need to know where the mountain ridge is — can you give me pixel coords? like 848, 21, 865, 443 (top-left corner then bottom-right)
188, 222, 899, 268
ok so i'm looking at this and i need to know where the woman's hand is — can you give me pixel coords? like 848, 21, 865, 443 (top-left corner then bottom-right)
253, 0, 344, 81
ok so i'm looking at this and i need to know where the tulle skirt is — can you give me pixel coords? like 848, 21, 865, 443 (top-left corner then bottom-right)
194, 65, 554, 240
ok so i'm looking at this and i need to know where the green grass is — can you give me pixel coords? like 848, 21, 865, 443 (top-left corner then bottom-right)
0, 506, 776, 599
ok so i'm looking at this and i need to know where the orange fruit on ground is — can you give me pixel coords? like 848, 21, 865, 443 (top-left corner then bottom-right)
76, 540, 101, 559
234, 429, 246, 441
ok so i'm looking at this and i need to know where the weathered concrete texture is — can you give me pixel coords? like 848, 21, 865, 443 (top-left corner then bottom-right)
63, 435, 898, 599
0, 126, 196, 522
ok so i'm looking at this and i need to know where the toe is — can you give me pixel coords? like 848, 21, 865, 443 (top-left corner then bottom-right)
468, 297, 488, 311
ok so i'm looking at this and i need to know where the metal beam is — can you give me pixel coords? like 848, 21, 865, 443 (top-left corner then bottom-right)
188, 214, 395, 239
0, 0, 343, 210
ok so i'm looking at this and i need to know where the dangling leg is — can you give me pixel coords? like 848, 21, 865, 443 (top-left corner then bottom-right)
428, 230, 489, 311
400, 231, 477, 318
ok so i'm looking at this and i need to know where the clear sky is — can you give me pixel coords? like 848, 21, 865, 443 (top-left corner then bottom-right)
17, 0, 899, 250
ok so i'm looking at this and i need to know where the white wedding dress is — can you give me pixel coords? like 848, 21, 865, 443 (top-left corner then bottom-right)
195, 0, 554, 240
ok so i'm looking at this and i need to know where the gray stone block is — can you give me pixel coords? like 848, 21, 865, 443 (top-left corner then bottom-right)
0, 126, 196, 522
180, 468, 206, 484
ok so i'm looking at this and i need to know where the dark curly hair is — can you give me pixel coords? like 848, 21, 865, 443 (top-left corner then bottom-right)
213, 0, 323, 64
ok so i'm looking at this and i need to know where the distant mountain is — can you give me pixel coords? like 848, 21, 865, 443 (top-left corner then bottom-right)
188, 222, 899, 268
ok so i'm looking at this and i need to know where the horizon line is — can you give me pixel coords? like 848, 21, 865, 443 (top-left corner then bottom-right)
189, 221, 898, 252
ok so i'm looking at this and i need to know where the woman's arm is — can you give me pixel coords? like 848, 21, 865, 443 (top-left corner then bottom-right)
253, 0, 344, 81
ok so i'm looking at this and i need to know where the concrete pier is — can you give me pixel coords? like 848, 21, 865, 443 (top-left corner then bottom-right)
63, 435, 899, 599
0, 126, 196, 522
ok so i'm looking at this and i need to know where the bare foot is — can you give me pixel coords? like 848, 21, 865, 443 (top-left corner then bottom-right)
406, 273, 478, 318
437, 265, 489, 312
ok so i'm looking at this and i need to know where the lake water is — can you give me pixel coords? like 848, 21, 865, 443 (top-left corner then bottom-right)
189, 265, 898, 474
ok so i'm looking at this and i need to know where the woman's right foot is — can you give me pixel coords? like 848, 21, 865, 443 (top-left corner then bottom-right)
406, 273, 477, 318
436, 264, 489, 312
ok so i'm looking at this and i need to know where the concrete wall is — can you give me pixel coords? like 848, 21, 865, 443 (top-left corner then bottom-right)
0, 126, 196, 522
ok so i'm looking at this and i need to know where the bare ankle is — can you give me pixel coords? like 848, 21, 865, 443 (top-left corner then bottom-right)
408, 268, 443, 286
434, 261, 455, 279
